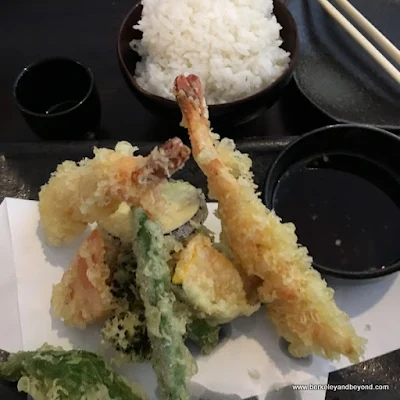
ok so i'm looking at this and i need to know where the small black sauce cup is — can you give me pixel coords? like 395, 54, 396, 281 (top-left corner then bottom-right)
13, 58, 101, 140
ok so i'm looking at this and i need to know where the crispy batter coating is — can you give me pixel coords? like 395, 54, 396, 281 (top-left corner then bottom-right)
173, 233, 259, 323
173, 74, 366, 362
98, 202, 133, 245
39, 139, 190, 246
51, 229, 116, 329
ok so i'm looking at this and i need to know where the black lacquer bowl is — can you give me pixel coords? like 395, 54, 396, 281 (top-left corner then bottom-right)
117, 0, 299, 127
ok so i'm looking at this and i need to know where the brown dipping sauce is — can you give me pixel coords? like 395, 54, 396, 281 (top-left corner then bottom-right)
272, 153, 400, 273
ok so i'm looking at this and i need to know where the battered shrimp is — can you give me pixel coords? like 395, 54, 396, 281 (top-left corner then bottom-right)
51, 229, 116, 328
39, 138, 190, 246
173, 74, 366, 363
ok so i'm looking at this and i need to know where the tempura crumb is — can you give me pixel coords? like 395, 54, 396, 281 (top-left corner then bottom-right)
248, 369, 261, 380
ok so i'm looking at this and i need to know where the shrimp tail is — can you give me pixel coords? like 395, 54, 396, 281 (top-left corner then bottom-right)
173, 75, 230, 194
134, 137, 191, 183
174, 74, 208, 123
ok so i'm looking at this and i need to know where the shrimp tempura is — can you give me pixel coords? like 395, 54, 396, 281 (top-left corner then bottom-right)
39, 138, 190, 246
173, 74, 366, 363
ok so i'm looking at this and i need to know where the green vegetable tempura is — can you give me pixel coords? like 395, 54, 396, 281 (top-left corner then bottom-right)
0, 344, 148, 400
133, 207, 197, 400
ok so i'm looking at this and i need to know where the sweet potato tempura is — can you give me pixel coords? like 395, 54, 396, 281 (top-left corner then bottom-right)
173, 74, 366, 362
39, 138, 190, 246
51, 229, 115, 328
173, 233, 260, 323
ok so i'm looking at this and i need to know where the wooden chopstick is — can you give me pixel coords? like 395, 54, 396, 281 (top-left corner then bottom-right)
316, 0, 400, 84
333, 0, 400, 65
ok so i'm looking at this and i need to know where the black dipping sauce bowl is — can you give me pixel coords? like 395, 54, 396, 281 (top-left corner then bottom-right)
13, 58, 101, 140
263, 124, 400, 280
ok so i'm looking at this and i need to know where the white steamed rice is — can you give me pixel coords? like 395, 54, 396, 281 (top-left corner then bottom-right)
130, 0, 290, 105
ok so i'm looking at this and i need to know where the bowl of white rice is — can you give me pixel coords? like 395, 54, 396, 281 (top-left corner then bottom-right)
118, 0, 298, 126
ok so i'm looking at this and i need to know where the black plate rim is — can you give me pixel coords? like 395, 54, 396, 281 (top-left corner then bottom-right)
263, 123, 400, 280
291, 0, 400, 132
293, 74, 400, 131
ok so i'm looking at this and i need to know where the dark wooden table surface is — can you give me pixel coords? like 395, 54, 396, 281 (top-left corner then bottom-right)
0, 0, 334, 143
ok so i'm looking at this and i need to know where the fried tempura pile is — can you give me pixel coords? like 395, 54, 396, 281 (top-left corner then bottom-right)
44, 79, 367, 365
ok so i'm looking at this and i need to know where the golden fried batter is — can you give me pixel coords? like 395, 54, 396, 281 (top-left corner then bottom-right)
51, 229, 116, 328
39, 139, 190, 246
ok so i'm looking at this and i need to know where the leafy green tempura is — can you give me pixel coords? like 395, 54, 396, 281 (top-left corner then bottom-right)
132, 207, 197, 400
102, 243, 152, 362
109, 245, 140, 305
103, 309, 151, 362
0, 344, 148, 400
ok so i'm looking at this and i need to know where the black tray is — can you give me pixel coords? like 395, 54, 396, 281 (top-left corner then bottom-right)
1, 139, 399, 400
